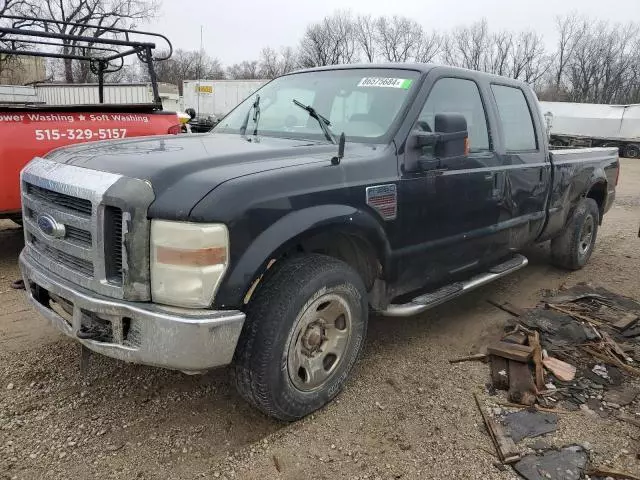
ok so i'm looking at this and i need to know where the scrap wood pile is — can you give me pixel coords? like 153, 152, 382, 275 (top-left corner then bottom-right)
486, 284, 640, 415
453, 284, 640, 479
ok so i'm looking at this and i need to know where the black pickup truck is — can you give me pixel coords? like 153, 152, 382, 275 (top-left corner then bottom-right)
19, 64, 619, 421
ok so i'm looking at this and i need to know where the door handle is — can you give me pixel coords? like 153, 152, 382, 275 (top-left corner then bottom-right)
491, 172, 504, 199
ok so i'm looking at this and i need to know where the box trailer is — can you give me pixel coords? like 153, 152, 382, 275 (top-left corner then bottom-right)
0, 85, 39, 104
540, 101, 640, 158
34, 82, 181, 112
182, 79, 267, 119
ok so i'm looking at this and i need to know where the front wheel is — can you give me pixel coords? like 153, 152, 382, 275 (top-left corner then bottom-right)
232, 254, 368, 421
551, 198, 600, 270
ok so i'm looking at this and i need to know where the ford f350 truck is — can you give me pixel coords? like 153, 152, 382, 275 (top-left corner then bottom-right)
19, 64, 619, 421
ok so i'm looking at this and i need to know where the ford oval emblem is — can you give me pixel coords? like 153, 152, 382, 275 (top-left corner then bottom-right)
37, 214, 66, 239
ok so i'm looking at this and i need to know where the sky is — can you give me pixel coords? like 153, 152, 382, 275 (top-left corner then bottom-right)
150, 0, 639, 66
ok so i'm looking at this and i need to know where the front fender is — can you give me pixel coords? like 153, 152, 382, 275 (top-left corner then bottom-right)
214, 204, 391, 308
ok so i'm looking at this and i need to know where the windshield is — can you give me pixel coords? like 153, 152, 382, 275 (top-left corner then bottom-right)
214, 69, 420, 143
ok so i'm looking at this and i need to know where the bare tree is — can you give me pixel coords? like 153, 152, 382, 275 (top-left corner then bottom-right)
354, 14, 376, 62
23, 0, 158, 83
508, 31, 550, 84
552, 14, 585, 90
415, 30, 442, 63
0, 0, 36, 80
258, 46, 297, 78
442, 19, 491, 70
226, 60, 260, 79
298, 11, 358, 67
375, 15, 423, 62
560, 20, 640, 103
487, 31, 513, 77
153, 49, 224, 93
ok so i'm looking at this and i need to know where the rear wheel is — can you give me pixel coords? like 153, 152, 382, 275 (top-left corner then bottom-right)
232, 254, 368, 421
624, 144, 640, 159
551, 198, 599, 270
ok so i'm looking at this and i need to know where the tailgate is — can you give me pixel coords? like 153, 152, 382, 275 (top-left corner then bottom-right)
0, 111, 179, 214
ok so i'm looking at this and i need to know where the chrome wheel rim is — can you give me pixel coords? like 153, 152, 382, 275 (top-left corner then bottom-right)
579, 215, 595, 256
287, 293, 352, 392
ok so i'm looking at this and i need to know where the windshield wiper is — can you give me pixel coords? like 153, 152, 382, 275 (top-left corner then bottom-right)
292, 99, 336, 144
239, 95, 260, 138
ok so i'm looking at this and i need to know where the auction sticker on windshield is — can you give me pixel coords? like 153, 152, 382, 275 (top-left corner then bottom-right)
358, 78, 413, 89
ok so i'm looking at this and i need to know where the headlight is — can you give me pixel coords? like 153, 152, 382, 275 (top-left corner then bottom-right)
150, 220, 229, 308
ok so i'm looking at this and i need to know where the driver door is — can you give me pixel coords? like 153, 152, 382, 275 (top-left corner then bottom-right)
395, 75, 504, 291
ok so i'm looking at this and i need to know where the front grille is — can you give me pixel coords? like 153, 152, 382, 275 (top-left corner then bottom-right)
104, 206, 123, 284
31, 237, 94, 277
27, 184, 92, 216
20, 158, 150, 300
65, 225, 92, 246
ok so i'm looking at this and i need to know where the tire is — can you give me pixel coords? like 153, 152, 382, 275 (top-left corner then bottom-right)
550, 198, 599, 270
624, 144, 640, 159
232, 254, 368, 421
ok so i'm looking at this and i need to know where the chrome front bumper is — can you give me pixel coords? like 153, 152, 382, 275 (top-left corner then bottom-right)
20, 250, 245, 373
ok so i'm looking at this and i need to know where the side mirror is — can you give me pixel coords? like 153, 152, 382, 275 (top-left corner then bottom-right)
433, 113, 468, 158
412, 113, 469, 169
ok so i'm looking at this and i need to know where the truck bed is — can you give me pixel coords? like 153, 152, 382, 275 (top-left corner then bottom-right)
549, 146, 620, 161
542, 146, 619, 242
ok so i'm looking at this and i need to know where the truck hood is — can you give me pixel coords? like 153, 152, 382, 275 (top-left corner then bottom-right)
44, 133, 336, 219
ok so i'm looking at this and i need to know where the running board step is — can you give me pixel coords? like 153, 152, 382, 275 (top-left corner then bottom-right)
380, 254, 529, 317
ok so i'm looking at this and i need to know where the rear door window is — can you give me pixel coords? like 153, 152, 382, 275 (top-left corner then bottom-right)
491, 85, 537, 151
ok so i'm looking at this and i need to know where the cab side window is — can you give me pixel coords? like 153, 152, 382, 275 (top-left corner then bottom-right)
491, 84, 537, 151
418, 77, 490, 153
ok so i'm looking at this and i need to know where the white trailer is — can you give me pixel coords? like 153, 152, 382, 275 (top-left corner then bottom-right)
540, 101, 640, 158
33, 82, 181, 112
0, 85, 39, 104
182, 79, 268, 119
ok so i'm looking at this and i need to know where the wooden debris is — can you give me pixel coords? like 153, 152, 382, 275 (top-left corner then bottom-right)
582, 346, 640, 377
449, 353, 487, 364
490, 356, 509, 391
272, 454, 282, 472
528, 331, 545, 390
508, 361, 537, 406
546, 303, 606, 326
587, 467, 640, 480
593, 304, 627, 324
542, 357, 577, 382
613, 313, 639, 332
504, 332, 528, 345
488, 300, 526, 317
487, 342, 534, 363
498, 402, 573, 414
474, 393, 520, 464
602, 331, 631, 361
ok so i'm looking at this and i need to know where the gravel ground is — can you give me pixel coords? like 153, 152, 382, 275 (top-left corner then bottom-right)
1, 159, 639, 480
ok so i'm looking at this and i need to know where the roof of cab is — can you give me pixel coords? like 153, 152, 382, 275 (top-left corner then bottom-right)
289, 63, 436, 75
285, 62, 532, 89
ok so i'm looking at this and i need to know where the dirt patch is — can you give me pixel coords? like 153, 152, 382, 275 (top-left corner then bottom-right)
1, 160, 639, 480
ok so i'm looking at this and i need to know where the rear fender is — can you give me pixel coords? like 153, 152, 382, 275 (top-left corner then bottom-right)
214, 205, 391, 308
563, 170, 608, 226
